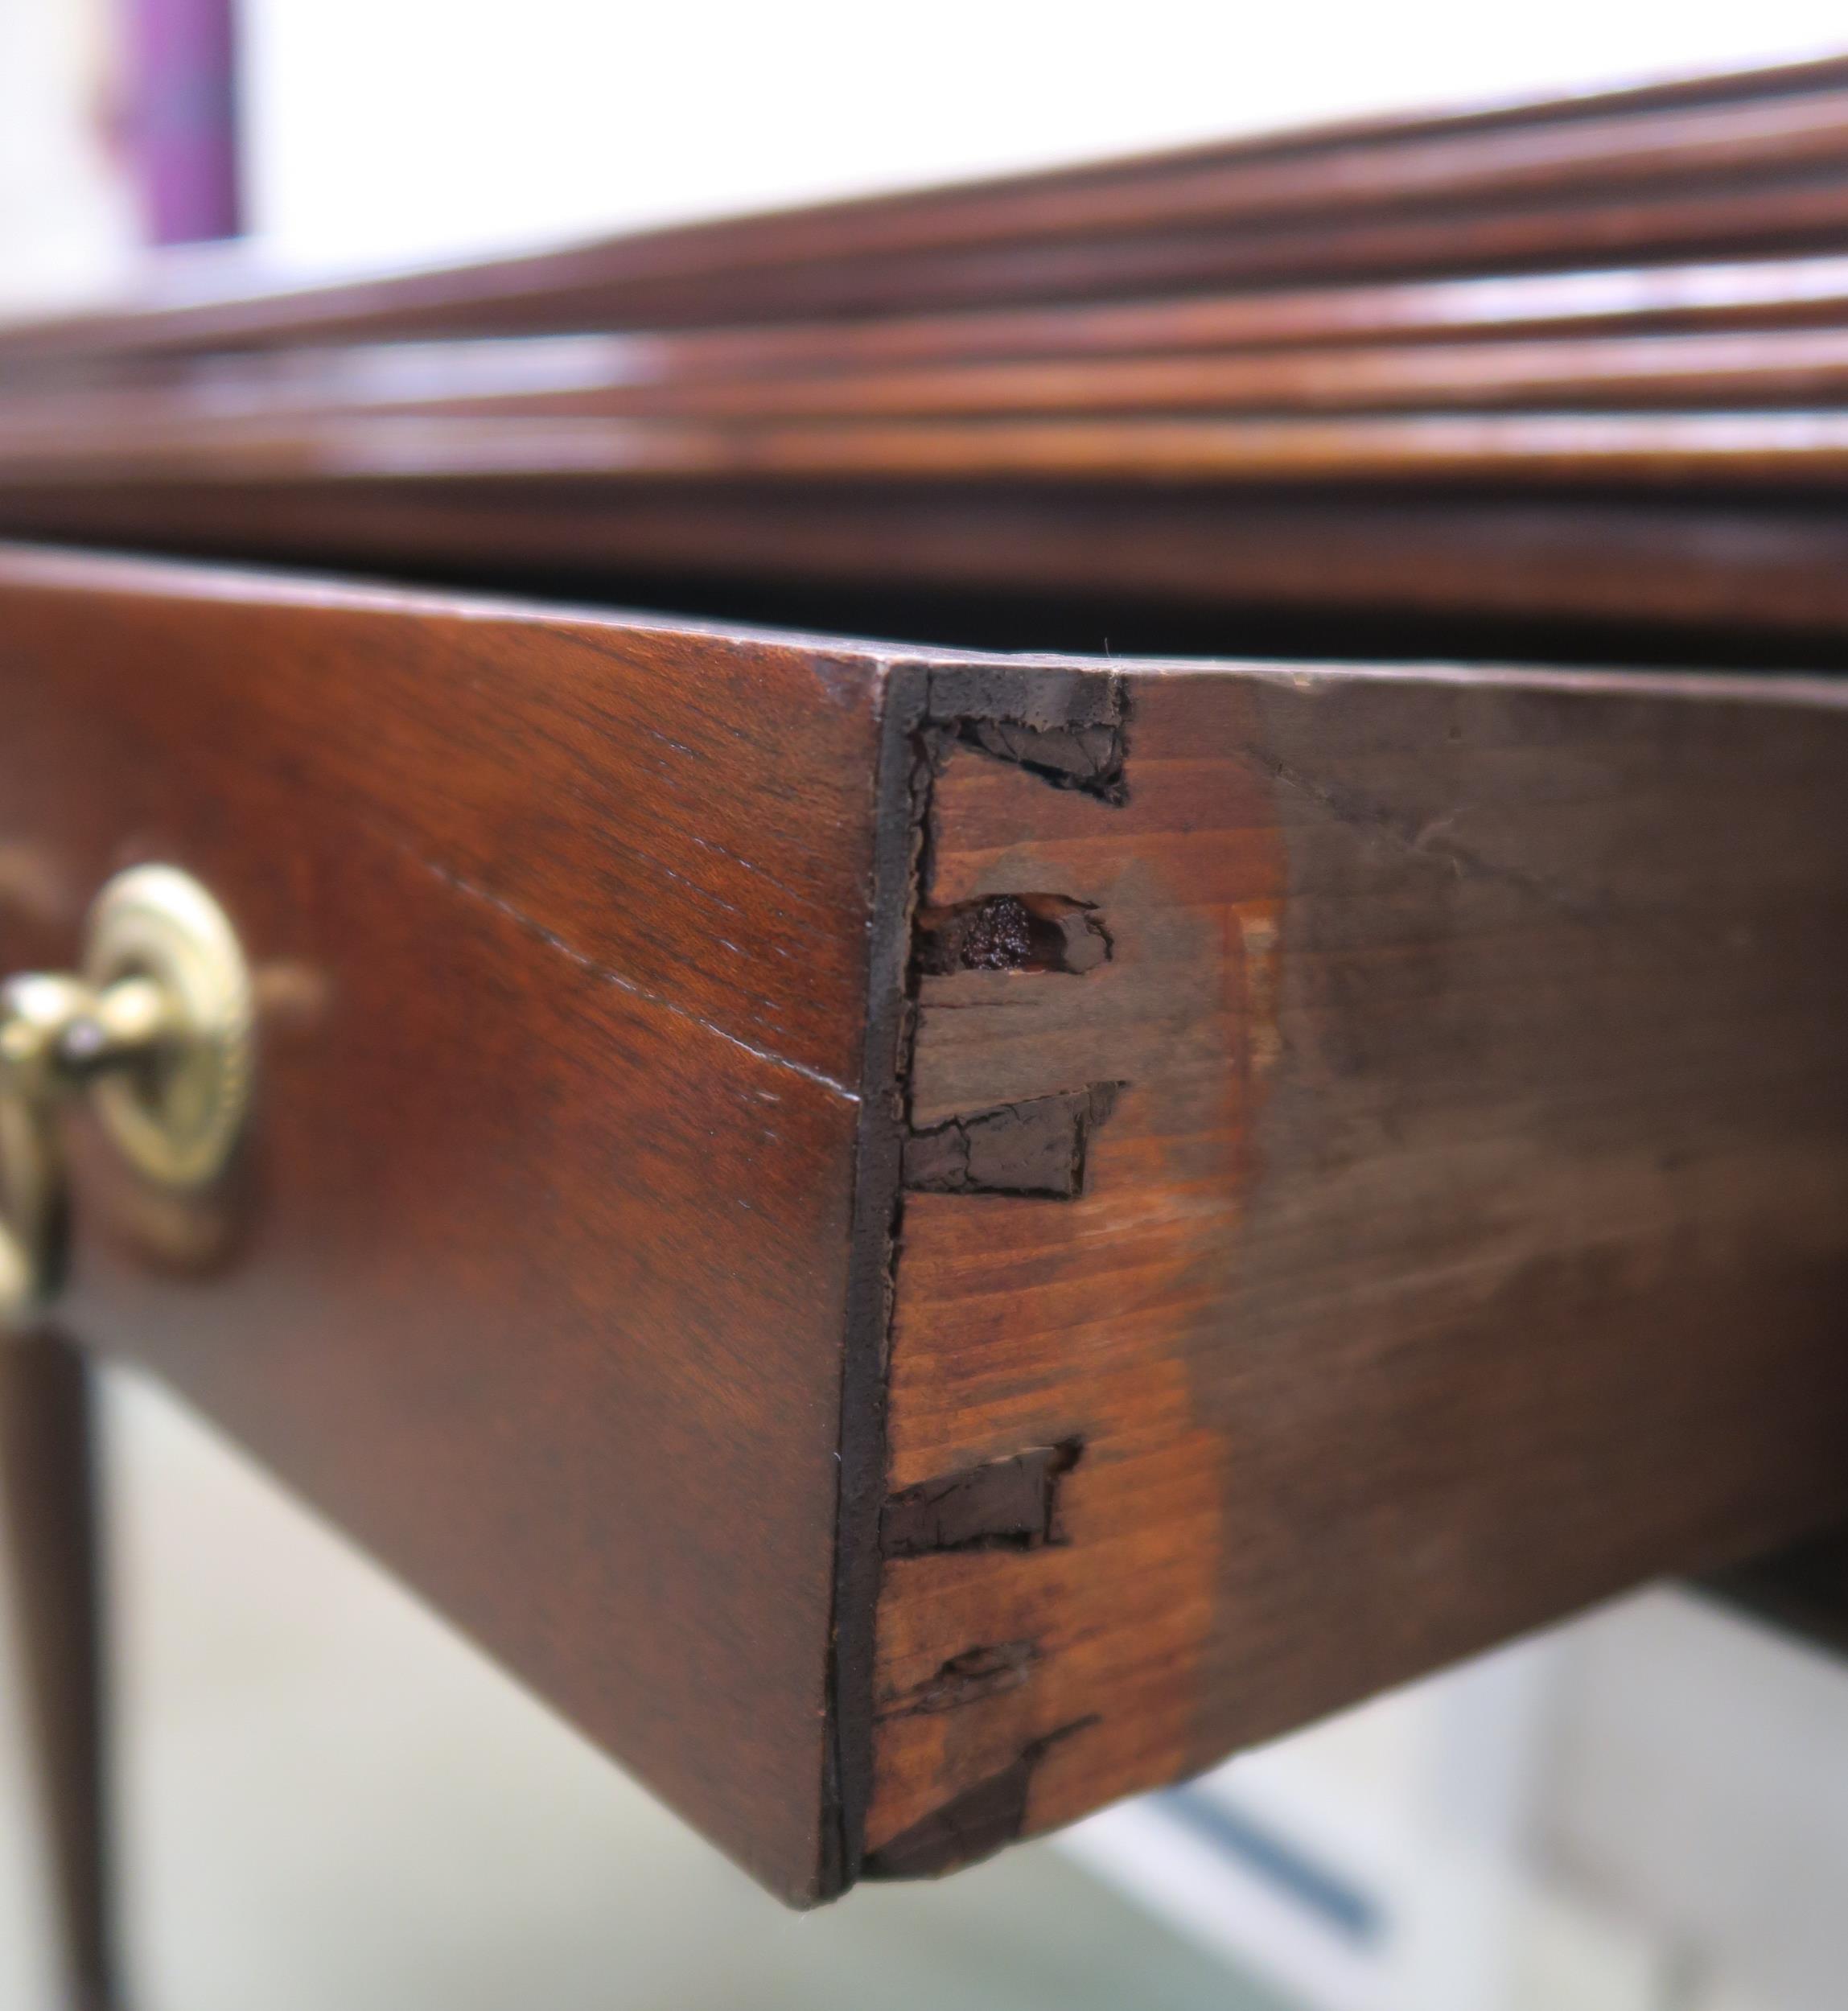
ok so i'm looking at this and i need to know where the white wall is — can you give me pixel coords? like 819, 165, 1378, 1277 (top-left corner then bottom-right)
0, 0, 135, 312
240, 0, 1848, 269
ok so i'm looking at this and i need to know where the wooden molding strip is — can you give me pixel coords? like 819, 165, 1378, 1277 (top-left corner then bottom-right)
4, 55, 1848, 359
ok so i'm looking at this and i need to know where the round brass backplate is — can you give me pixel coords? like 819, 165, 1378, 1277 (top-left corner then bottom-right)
82, 866, 253, 1189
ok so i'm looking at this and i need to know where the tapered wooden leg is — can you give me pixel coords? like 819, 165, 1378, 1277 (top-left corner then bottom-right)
0, 1330, 113, 2011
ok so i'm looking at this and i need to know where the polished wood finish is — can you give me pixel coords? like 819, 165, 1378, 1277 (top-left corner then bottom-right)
23, 316, 1848, 438
3, 59, 1848, 644
0, 1330, 113, 2008
0, 545, 890, 1905
16, 252, 1848, 423
14, 407, 1848, 488
10, 484, 1848, 651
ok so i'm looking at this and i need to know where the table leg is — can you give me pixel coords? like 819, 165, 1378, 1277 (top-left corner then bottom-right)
0, 1330, 113, 2011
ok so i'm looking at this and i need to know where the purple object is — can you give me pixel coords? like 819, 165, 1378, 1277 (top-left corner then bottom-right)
126, 0, 241, 244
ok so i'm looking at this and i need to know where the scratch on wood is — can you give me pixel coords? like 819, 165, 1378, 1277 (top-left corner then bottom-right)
881, 1441, 1082, 1558
412, 850, 860, 1100
903, 1083, 1122, 1198
1246, 744, 1603, 920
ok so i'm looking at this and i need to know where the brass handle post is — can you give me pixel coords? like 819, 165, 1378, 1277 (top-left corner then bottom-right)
0, 868, 251, 1329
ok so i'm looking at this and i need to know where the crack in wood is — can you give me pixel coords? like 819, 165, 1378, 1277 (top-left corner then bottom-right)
875, 1641, 1041, 1720
1245, 742, 1607, 922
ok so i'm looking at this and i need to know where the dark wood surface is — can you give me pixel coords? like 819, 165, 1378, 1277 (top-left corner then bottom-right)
1706, 1525, 1848, 1655
0, 1330, 113, 2009
0, 544, 891, 1904
10, 485, 1848, 653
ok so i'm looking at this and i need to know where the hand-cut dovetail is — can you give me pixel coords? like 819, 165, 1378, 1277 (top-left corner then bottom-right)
925, 667, 1128, 801
902, 1083, 1122, 1199
957, 718, 1126, 798
861, 1719, 1099, 1879
880, 1441, 1082, 1558
914, 894, 1110, 976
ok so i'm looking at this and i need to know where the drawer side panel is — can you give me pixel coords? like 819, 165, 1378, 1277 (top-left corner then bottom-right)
865, 658, 1848, 1872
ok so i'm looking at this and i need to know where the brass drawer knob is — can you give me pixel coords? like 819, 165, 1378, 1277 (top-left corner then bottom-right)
0, 866, 252, 1328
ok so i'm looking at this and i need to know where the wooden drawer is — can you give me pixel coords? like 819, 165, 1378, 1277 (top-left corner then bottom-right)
2, 541, 1846, 1908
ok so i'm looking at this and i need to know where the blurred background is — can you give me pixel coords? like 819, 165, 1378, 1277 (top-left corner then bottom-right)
5, 4, 1848, 2008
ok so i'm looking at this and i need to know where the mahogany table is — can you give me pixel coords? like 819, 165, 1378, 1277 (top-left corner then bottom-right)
2, 49, 1847, 2006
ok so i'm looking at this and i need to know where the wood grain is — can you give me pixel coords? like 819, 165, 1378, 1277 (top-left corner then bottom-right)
16, 252, 1848, 431
16, 407, 1848, 490
864, 660, 1848, 1872
0, 545, 891, 1903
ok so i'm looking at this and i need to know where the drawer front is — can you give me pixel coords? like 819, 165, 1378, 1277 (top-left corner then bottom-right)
0, 545, 887, 1902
